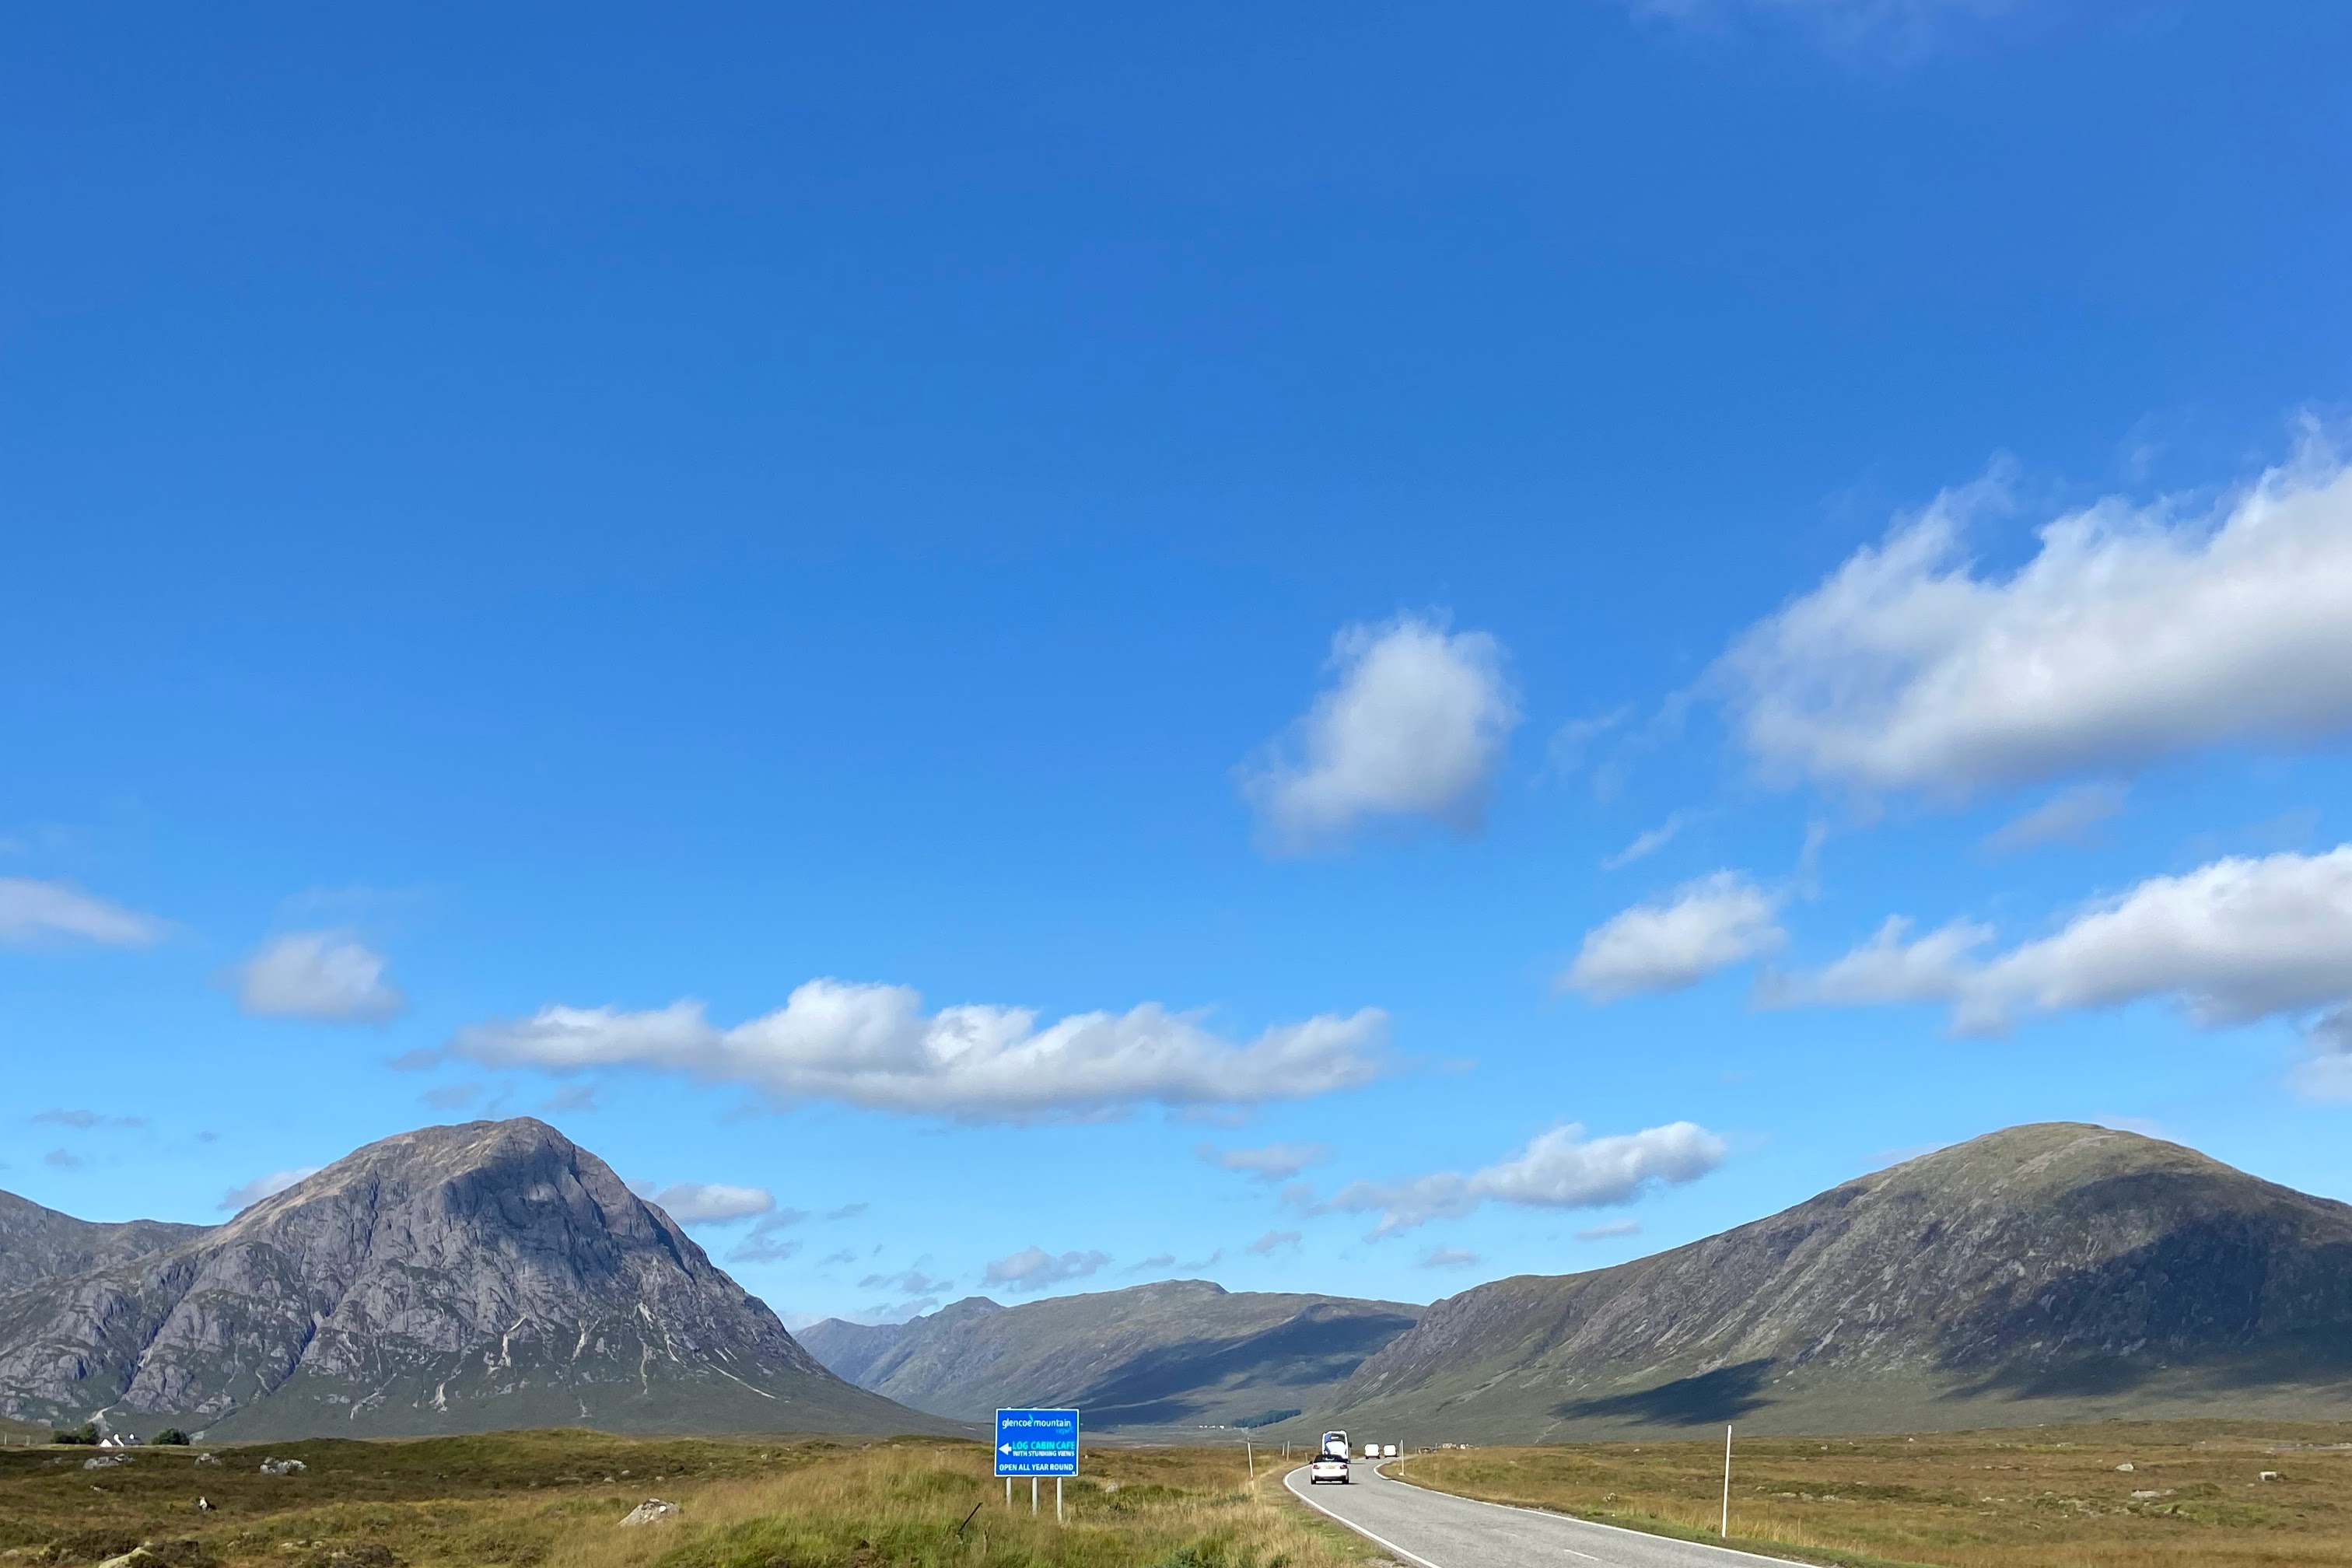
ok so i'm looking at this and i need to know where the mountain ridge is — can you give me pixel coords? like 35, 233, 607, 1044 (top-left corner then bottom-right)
800, 1279, 1423, 1431
0, 1118, 950, 1440
1323, 1122, 2352, 1440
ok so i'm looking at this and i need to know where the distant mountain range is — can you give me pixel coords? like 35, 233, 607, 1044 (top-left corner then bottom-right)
1320, 1122, 2352, 1440
8, 1118, 2347, 1444
798, 1282, 1422, 1432
0, 1119, 946, 1440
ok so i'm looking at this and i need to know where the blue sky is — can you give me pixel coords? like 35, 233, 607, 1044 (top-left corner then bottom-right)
5, 0, 2351, 1325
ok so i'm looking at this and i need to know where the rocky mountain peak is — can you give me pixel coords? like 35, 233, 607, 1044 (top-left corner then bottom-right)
0, 1118, 943, 1440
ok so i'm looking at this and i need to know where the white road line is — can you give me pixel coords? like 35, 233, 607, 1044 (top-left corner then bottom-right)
1283, 1470, 1450, 1568
1372, 1460, 1798, 1567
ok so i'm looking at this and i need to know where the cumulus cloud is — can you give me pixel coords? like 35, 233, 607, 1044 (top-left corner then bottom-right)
238, 932, 404, 1022
1777, 847, 2352, 1042
450, 980, 1389, 1122
1717, 446, 2352, 799
1246, 1230, 1303, 1257
1577, 1220, 1643, 1241
0, 878, 166, 948
1243, 617, 1519, 849
1321, 1122, 1727, 1237
219, 1167, 320, 1212
631, 1181, 776, 1226
1419, 1246, 1479, 1269
1196, 1141, 1330, 1182
1983, 782, 2130, 856
1563, 873, 1787, 1001
983, 1247, 1110, 1293
1125, 1253, 1179, 1275
1762, 915, 1995, 1008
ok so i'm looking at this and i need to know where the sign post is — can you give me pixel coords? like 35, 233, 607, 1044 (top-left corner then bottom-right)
995, 1409, 1080, 1527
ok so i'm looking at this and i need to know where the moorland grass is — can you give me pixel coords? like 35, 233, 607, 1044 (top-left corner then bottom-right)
0, 1431, 1374, 1568
1391, 1419, 2352, 1568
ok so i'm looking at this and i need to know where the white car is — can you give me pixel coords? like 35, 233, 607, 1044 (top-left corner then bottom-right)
1308, 1454, 1350, 1485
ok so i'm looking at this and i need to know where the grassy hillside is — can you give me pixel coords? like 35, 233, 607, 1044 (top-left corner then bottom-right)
1329, 1124, 2352, 1441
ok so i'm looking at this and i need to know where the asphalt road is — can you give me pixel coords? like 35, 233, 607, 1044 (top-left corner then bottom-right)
1284, 1461, 1797, 1568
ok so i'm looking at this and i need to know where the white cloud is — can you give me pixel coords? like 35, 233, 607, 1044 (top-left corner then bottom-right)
1419, 1246, 1479, 1269
1196, 1141, 1330, 1182
2292, 1021, 2352, 1101
1718, 445, 2352, 798
1601, 814, 1689, 871
1576, 1220, 1643, 1241
1321, 1122, 1727, 1237
451, 979, 1390, 1122
1563, 872, 1786, 1000
1762, 915, 1994, 1007
0, 878, 166, 948
1983, 782, 2129, 856
1779, 847, 2352, 1041
631, 1181, 776, 1225
983, 1247, 1110, 1293
219, 1167, 320, 1213
238, 932, 404, 1022
1243, 617, 1519, 849
1247, 1229, 1303, 1257
1965, 847, 2352, 1034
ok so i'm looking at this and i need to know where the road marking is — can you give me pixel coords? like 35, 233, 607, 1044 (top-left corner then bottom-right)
1373, 1460, 1795, 1566
1283, 1469, 1449, 1568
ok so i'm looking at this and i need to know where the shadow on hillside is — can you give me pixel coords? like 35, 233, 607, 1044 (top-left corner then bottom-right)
1079, 1307, 1419, 1428
1948, 1330, 2352, 1405
1552, 1359, 1777, 1426
1934, 1195, 2352, 1404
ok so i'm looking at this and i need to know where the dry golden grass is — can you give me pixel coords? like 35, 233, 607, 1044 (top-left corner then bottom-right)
1392, 1419, 2352, 1568
0, 1432, 1376, 1568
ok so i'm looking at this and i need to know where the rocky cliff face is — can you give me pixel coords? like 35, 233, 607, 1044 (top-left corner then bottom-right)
1328, 1123, 2352, 1440
0, 1192, 202, 1298
0, 1119, 947, 1440
801, 1279, 1421, 1430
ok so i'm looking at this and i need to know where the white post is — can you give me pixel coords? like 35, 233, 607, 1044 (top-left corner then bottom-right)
1031, 1477, 1038, 1516
1055, 1477, 1062, 1524
1721, 1424, 1733, 1538
1246, 1440, 1255, 1482
1005, 1476, 1011, 1507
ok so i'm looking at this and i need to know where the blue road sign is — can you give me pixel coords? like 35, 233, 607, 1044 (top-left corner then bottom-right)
994, 1408, 1080, 1477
